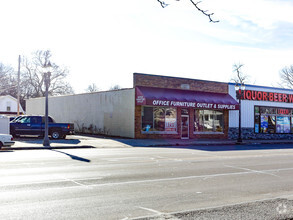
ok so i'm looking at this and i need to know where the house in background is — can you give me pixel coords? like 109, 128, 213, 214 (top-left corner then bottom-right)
0, 95, 25, 116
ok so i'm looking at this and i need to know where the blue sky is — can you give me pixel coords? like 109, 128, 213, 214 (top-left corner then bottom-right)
1, 0, 293, 93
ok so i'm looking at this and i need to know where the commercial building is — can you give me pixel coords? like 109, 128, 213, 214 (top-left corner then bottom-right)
229, 83, 293, 139
26, 73, 293, 140
134, 73, 238, 139
26, 88, 135, 138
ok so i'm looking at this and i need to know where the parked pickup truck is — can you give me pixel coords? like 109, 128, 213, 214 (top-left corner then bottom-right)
10, 115, 74, 139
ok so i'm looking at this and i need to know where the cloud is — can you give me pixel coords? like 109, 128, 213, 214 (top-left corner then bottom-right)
180, 0, 293, 49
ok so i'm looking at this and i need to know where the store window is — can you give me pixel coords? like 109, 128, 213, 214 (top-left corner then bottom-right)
194, 110, 224, 132
142, 106, 177, 132
255, 106, 293, 134
154, 108, 165, 131
276, 116, 290, 133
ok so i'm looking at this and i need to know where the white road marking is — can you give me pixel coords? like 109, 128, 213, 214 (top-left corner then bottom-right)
1, 167, 293, 189
0, 176, 105, 188
137, 206, 180, 220
138, 206, 163, 215
225, 165, 280, 177
61, 177, 87, 187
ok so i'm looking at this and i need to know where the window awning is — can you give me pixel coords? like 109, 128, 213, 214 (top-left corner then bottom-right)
136, 86, 239, 110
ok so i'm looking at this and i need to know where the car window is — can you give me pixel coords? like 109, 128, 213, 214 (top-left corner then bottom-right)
19, 117, 31, 124
31, 117, 41, 124
11, 116, 23, 122
48, 117, 55, 123
42, 116, 55, 123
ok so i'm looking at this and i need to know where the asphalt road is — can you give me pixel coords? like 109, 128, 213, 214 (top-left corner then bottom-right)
1, 145, 293, 219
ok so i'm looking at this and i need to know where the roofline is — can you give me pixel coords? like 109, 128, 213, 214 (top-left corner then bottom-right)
133, 73, 293, 92
25, 88, 135, 100
228, 82, 293, 92
0, 95, 17, 101
133, 72, 228, 85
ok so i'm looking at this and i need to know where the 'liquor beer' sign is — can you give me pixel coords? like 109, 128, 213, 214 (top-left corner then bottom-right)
239, 90, 293, 103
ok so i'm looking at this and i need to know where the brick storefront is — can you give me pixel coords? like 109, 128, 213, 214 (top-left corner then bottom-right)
134, 73, 238, 139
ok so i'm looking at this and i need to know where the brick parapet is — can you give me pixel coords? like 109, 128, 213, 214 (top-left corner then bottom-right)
133, 73, 228, 94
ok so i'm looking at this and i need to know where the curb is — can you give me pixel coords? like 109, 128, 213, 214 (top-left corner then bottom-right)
2, 141, 293, 151
1, 145, 95, 151
143, 141, 293, 147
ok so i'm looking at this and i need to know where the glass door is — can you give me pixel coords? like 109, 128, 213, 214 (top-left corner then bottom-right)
181, 115, 189, 139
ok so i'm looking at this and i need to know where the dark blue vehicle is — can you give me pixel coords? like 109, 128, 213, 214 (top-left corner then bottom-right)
10, 115, 74, 139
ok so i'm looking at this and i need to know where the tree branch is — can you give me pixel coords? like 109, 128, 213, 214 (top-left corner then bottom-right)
189, 0, 219, 23
157, 0, 219, 23
157, 0, 169, 8
231, 63, 249, 84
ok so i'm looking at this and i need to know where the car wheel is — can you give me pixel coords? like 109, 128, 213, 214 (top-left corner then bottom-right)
51, 130, 61, 139
0, 142, 3, 150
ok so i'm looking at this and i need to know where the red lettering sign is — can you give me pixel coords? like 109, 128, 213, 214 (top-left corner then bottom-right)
240, 90, 293, 103
257, 92, 262, 100
246, 90, 251, 99
289, 95, 293, 102
278, 108, 290, 115
269, 93, 274, 101
263, 92, 268, 101
283, 94, 287, 102
278, 93, 282, 102
274, 93, 278, 102
252, 91, 257, 100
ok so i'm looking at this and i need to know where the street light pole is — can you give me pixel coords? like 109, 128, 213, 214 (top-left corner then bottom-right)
43, 61, 52, 147
238, 95, 242, 143
235, 83, 245, 144
17, 55, 21, 116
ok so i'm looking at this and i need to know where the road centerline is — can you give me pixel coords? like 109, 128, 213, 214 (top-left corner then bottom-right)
224, 165, 280, 177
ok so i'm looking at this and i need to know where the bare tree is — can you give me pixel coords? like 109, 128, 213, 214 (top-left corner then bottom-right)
279, 65, 293, 89
0, 62, 27, 108
86, 83, 99, 93
21, 50, 74, 98
0, 51, 73, 110
231, 63, 249, 84
0, 63, 17, 96
157, 0, 219, 23
109, 85, 121, 91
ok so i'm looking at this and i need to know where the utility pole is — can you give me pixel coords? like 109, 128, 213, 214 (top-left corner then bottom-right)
17, 55, 21, 116
43, 61, 52, 147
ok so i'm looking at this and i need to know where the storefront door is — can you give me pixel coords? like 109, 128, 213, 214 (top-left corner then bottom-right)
181, 115, 189, 139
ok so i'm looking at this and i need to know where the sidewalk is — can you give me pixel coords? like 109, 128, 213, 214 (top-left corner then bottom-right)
2, 135, 293, 150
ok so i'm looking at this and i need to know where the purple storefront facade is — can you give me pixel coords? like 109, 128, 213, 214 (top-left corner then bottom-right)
134, 73, 239, 139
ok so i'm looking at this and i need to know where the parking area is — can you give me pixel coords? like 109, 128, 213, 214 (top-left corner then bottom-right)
5, 135, 132, 150
3, 134, 293, 151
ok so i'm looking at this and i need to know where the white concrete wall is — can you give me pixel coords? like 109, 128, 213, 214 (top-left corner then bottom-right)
229, 84, 293, 128
26, 89, 135, 138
